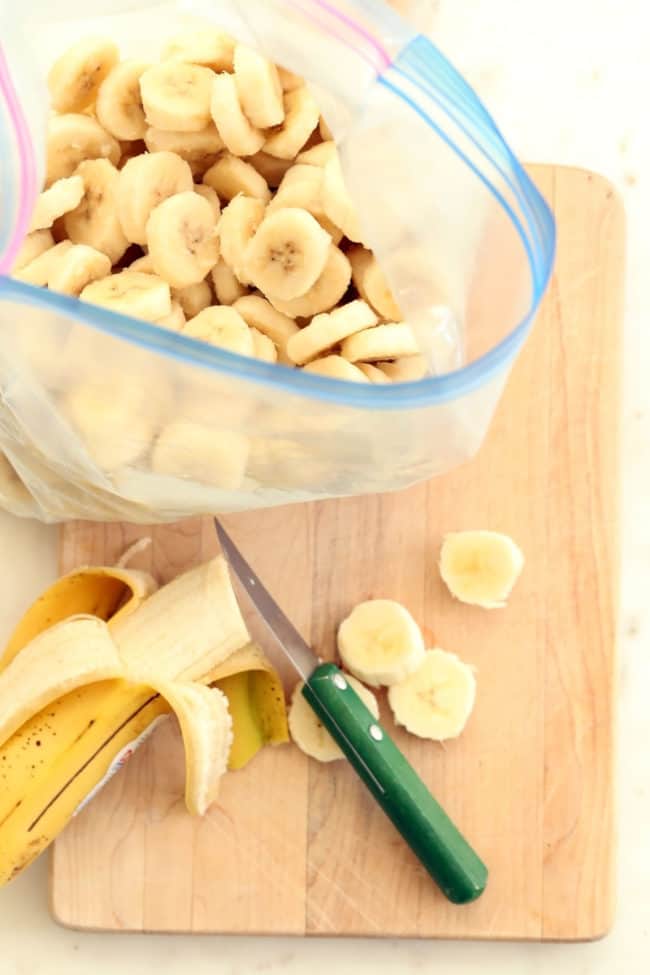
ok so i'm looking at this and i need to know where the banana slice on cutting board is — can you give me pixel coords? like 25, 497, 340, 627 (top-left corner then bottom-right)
146, 192, 220, 289
387, 649, 476, 741
337, 599, 426, 687
289, 674, 378, 762
47, 37, 119, 113
244, 208, 331, 301
96, 60, 150, 140
140, 61, 215, 132
439, 531, 524, 609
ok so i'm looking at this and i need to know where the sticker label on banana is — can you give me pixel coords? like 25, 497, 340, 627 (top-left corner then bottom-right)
71, 715, 168, 818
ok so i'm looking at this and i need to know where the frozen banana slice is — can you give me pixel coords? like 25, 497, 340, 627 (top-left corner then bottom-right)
267, 244, 351, 318
145, 125, 224, 177
47, 37, 119, 113
263, 87, 320, 160
246, 151, 293, 188
244, 208, 331, 301
439, 531, 524, 609
151, 421, 249, 491
117, 150, 193, 245
321, 155, 363, 243
29, 175, 84, 233
277, 66, 305, 92
155, 300, 186, 331
233, 45, 284, 129
377, 355, 428, 382
341, 323, 419, 363
140, 62, 215, 132
387, 649, 476, 741
289, 674, 378, 762
12, 241, 73, 287
96, 60, 150, 140
11, 230, 54, 271
210, 72, 264, 157
217, 195, 266, 284
80, 270, 172, 321
267, 164, 342, 242
233, 294, 299, 349
203, 153, 271, 203
287, 299, 377, 365
297, 141, 338, 168
250, 327, 277, 363
183, 306, 254, 357
146, 192, 220, 289
357, 362, 390, 383
211, 260, 248, 304
348, 245, 402, 321
64, 158, 129, 264
173, 280, 212, 319
162, 27, 235, 73
47, 244, 111, 297
337, 599, 426, 687
194, 184, 221, 222
46, 114, 120, 185
302, 355, 369, 382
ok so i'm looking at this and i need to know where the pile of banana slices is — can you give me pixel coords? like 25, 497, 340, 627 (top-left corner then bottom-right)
13, 29, 427, 390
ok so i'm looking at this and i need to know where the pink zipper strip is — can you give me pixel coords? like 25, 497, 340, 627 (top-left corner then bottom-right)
284, 0, 391, 71
0, 44, 38, 275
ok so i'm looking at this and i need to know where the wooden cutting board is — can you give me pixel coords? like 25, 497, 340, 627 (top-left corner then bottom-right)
49, 165, 623, 940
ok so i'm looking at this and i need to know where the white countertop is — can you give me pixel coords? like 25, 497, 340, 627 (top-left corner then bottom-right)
1, 0, 648, 972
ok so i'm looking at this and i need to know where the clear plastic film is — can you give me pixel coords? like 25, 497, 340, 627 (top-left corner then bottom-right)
0, 0, 555, 523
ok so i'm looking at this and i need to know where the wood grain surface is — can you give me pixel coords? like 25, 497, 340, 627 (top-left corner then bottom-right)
50, 165, 624, 939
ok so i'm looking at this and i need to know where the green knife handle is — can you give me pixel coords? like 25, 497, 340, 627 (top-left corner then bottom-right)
303, 662, 487, 904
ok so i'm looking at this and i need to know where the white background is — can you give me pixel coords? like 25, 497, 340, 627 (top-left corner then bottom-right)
1, 0, 649, 972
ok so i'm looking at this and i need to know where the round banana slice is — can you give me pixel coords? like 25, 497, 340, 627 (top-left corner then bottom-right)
173, 280, 212, 319
96, 60, 149, 140
211, 260, 248, 304
140, 62, 215, 132
287, 299, 377, 365
321, 156, 363, 243
146, 192, 220, 289
217, 195, 266, 283
145, 126, 224, 177
439, 531, 524, 609
357, 362, 391, 383
11, 230, 54, 272
250, 327, 277, 363
233, 45, 284, 129
341, 323, 419, 363
118, 150, 194, 245
29, 175, 84, 233
263, 87, 320, 160
297, 141, 338, 168
268, 164, 342, 242
183, 306, 255, 357
244, 208, 331, 301
232, 295, 299, 348
47, 37, 119, 113
151, 421, 249, 491
289, 675, 379, 762
203, 153, 271, 203
246, 151, 293, 188
62, 376, 155, 470
194, 184, 221, 222
12, 241, 73, 287
47, 244, 111, 297
46, 114, 120, 186
302, 356, 369, 383
377, 355, 428, 382
348, 245, 402, 321
80, 270, 172, 321
337, 599, 426, 687
388, 649, 476, 741
210, 72, 265, 157
277, 66, 305, 92
64, 158, 129, 264
162, 27, 235, 73
155, 300, 186, 331
268, 243, 351, 318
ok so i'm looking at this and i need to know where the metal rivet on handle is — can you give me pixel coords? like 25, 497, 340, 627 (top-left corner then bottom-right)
369, 724, 383, 741
333, 674, 347, 690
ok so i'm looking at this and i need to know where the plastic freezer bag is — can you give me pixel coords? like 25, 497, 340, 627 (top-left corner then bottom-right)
0, 0, 555, 523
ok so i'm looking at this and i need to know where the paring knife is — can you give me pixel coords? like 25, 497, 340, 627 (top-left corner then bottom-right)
214, 519, 488, 905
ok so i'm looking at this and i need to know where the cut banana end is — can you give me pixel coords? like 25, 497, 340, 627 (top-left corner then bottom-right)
267, 243, 351, 318
47, 37, 119, 113
244, 208, 331, 301
263, 86, 320, 160
64, 158, 128, 264
140, 61, 215, 132
96, 60, 150, 140
234, 45, 284, 129
146, 192, 220, 289
439, 531, 525, 609
337, 599, 426, 687
211, 71, 265, 157
289, 674, 378, 762
387, 649, 476, 741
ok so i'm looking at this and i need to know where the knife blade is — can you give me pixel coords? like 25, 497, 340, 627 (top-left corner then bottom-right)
214, 517, 488, 904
